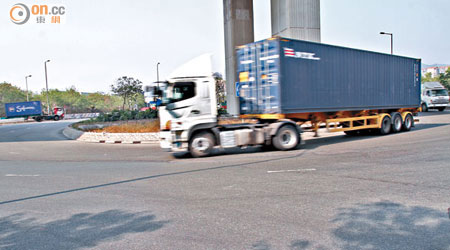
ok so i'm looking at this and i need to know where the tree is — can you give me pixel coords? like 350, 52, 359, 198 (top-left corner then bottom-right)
421, 72, 439, 83
111, 76, 144, 110
0, 82, 27, 117
439, 68, 450, 90
213, 72, 227, 113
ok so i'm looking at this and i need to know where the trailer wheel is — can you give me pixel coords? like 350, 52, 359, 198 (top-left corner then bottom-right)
421, 103, 428, 112
379, 116, 392, 135
34, 116, 42, 122
189, 132, 215, 158
438, 107, 446, 112
272, 125, 300, 151
402, 113, 414, 131
390, 112, 402, 133
54, 115, 60, 121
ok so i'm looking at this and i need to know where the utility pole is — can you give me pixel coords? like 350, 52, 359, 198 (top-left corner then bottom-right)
25, 75, 32, 102
157, 62, 160, 89
44, 59, 51, 114
380, 32, 393, 54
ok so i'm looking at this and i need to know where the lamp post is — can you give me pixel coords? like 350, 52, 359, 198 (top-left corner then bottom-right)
44, 59, 51, 115
156, 62, 160, 89
380, 32, 393, 54
25, 75, 32, 102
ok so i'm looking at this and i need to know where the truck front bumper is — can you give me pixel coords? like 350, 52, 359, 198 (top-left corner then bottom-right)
429, 104, 449, 108
159, 131, 172, 151
169, 130, 189, 152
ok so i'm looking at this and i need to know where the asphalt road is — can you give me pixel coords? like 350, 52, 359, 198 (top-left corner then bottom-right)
0, 112, 450, 250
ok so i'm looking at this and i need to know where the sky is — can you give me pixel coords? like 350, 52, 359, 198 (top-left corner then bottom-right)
1, 0, 449, 93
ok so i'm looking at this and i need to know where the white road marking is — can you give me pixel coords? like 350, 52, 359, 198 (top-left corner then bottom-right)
267, 168, 316, 173
5, 174, 40, 177
9, 152, 19, 155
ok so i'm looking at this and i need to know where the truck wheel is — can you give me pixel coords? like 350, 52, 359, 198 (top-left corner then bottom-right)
421, 103, 428, 112
438, 107, 446, 112
54, 115, 60, 121
390, 112, 402, 133
34, 116, 42, 122
379, 116, 392, 135
402, 113, 414, 131
272, 125, 300, 151
189, 132, 215, 158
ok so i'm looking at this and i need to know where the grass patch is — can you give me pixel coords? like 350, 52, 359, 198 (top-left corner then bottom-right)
88, 120, 160, 133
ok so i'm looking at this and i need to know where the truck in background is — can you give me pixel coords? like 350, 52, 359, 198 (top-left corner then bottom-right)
157, 37, 421, 157
4, 101, 65, 121
421, 82, 449, 112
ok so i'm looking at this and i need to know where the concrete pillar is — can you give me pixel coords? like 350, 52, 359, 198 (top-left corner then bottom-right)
223, 0, 254, 115
271, 0, 321, 42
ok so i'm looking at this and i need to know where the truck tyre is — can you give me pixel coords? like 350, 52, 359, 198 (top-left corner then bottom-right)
34, 116, 42, 122
438, 107, 446, 112
272, 125, 300, 151
189, 132, 215, 158
402, 113, 414, 131
54, 115, 60, 121
379, 116, 392, 135
421, 103, 428, 112
390, 112, 402, 133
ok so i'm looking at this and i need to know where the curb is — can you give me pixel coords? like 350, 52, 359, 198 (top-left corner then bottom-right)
62, 126, 84, 140
62, 127, 160, 144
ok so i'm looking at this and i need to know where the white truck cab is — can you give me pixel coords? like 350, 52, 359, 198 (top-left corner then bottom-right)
421, 82, 449, 112
158, 54, 218, 154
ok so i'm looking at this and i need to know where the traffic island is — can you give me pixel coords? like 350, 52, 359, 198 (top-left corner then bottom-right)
63, 119, 160, 144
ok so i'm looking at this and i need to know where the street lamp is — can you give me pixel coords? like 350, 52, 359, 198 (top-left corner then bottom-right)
44, 59, 51, 115
156, 62, 160, 89
380, 32, 393, 54
25, 75, 32, 102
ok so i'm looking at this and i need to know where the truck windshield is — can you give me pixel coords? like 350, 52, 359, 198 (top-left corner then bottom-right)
431, 89, 448, 96
162, 82, 196, 104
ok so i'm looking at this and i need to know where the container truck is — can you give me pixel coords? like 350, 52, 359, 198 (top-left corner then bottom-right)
4, 101, 65, 121
157, 37, 421, 157
420, 82, 449, 112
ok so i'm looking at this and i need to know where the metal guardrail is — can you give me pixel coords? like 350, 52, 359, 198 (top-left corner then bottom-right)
64, 113, 100, 119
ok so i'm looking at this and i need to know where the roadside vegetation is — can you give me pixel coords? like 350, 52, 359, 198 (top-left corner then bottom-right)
0, 82, 127, 117
0, 76, 146, 117
422, 68, 450, 89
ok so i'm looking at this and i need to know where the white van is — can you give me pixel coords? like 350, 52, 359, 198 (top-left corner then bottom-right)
421, 82, 449, 112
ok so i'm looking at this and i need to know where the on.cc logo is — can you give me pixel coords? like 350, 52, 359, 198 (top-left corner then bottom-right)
10, 3, 30, 25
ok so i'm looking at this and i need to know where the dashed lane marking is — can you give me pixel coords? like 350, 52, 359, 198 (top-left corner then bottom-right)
267, 168, 316, 173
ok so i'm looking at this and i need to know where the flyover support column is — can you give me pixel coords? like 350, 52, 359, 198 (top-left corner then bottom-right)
271, 0, 321, 42
223, 0, 254, 115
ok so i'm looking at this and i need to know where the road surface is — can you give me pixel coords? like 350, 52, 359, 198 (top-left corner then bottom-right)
0, 112, 449, 249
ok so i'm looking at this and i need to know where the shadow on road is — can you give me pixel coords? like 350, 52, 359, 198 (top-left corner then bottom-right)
0, 210, 168, 249
332, 201, 450, 250
301, 122, 449, 151
251, 201, 450, 250
251, 240, 311, 250
417, 109, 450, 117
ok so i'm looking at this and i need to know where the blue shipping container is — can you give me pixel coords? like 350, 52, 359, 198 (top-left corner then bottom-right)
236, 37, 421, 114
5, 101, 42, 118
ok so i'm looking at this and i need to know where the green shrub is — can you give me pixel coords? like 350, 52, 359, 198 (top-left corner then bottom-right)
94, 109, 158, 122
